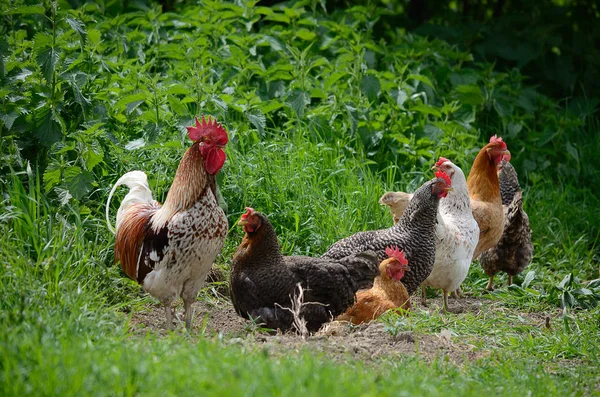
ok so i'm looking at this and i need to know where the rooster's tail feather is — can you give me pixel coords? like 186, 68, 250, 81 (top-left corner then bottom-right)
106, 171, 156, 234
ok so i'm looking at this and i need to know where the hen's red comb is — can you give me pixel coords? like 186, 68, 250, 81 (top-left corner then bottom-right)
489, 134, 507, 149
385, 246, 408, 265
186, 115, 229, 145
435, 170, 452, 186
435, 157, 450, 167
241, 207, 254, 219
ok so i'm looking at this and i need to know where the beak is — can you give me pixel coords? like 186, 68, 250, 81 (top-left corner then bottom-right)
445, 187, 454, 193
431, 165, 439, 171
238, 217, 249, 226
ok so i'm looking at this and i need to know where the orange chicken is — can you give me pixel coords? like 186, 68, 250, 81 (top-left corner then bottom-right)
338, 246, 410, 325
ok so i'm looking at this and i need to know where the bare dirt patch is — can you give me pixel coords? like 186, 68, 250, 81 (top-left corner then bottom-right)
127, 294, 506, 364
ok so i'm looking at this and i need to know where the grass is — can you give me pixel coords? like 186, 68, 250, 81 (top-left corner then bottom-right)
1, 0, 599, 395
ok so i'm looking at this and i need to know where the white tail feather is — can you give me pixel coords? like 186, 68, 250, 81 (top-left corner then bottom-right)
105, 171, 155, 234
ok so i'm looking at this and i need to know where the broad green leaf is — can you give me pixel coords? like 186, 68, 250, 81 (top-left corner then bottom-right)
324, 71, 346, 89
0, 111, 19, 130
360, 75, 381, 103
296, 29, 316, 41
259, 101, 284, 114
587, 279, 600, 289
454, 85, 485, 106
246, 109, 266, 135
264, 13, 291, 24
36, 45, 60, 83
558, 273, 573, 290
164, 84, 187, 95
410, 104, 442, 118
67, 170, 94, 201
408, 74, 435, 90
83, 141, 104, 170
522, 270, 535, 289
572, 288, 593, 296
493, 98, 513, 121
114, 93, 147, 111
87, 29, 101, 46
71, 81, 91, 111
126, 100, 144, 115
35, 107, 63, 146
566, 141, 579, 164
168, 96, 187, 116
66, 17, 87, 44
287, 90, 310, 118
43, 164, 62, 192
211, 96, 228, 112
6, 5, 45, 14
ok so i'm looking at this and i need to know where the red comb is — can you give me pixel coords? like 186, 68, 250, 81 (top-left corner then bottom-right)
434, 157, 450, 167
241, 207, 254, 219
435, 170, 452, 186
489, 134, 507, 150
186, 115, 229, 145
385, 246, 408, 265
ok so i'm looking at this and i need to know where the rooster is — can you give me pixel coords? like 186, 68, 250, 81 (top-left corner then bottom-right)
229, 208, 379, 333
479, 160, 533, 290
323, 172, 453, 295
337, 246, 411, 325
106, 116, 229, 330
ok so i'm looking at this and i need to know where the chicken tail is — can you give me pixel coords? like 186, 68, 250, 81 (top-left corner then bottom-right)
338, 250, 380, 289
106, 171, 156, 234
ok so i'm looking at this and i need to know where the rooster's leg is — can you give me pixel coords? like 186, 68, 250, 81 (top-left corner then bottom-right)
182, 280, 202, 331
452, 287, 463, 299
421, 285, 427, 306
183, 298, 194, 330
486, 276, 494, 291
164, 304, 175, 330
508, 275, 513, 286
442, 290, 449, 312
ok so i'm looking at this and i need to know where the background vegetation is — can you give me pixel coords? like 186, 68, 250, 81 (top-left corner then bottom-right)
1, 0, 598, 395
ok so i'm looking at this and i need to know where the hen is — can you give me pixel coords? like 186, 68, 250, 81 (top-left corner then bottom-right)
338, 246, 410, 325
106, 116, 229, 330
378, 191, 412, 224
478, 160, 533, 290
468, 135, 512, 259
322, 172, 453, 295
419, 158, 480, 311
229, 208, 379, 333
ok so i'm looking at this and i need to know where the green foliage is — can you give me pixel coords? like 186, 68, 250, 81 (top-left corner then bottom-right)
0, 1, 599, 395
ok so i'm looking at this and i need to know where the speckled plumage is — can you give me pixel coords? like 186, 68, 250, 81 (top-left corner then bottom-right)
323, 177, 447, 295
479, 161, 533, 288
229, 212, 379, 333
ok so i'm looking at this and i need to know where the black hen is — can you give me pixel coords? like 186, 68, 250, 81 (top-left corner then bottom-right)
322, 175, 452, 295
479, 160, 533, 289
229, 209, 379, 333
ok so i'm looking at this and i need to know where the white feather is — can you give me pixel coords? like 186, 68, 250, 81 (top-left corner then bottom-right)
105, 170, 156, 234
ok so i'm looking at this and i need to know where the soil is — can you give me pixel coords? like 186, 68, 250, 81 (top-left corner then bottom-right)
127, 291, 554, 364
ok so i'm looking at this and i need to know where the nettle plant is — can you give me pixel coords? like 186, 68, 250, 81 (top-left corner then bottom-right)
1, 0, 590, 208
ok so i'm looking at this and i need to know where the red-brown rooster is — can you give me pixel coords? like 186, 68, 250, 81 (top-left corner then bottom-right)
106, 116, 229, 330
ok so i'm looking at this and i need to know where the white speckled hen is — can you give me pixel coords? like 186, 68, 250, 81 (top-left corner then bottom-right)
322, 173, 453, 295
106, 116, 229, 330
230, 208, 379, 333
479, 160, 533, 290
